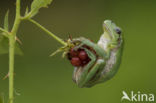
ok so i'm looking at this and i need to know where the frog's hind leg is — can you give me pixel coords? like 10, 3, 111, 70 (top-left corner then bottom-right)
77, 48, 96, 87
78, 48, 105, 88
83, 58, 105, 88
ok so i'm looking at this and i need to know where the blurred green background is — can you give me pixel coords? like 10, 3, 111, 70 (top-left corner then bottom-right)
0, 0, 156, 103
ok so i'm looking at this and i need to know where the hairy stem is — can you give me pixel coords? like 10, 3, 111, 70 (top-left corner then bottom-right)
9, 0, 21, 103
28, 19, 67, 46
6, 0, 66, 103
8, 35, 15, 103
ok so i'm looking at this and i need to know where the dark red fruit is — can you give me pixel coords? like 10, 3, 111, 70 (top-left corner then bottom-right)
70, 57, 81, 66
70, 48, 78, 57
68, 44, 96, 67
78, 50, 88, 60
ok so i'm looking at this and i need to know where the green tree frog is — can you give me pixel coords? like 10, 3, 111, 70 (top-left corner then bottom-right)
72, 20, 123, 88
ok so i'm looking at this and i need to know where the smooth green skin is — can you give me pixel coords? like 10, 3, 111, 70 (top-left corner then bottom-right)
72, 20, 123, 88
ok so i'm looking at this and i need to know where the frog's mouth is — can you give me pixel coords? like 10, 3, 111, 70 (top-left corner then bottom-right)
98, 23, 122, 52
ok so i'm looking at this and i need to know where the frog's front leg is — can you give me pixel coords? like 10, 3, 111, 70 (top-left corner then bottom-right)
73, 37, 109, 59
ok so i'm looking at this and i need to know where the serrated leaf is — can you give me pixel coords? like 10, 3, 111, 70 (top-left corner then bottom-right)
4, 10, 9, 31
30, 0, 53, 17
0, 35, 23, 56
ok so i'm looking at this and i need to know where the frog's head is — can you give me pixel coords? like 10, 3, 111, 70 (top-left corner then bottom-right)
98, 20, 122, 51
103, 20, 122, 48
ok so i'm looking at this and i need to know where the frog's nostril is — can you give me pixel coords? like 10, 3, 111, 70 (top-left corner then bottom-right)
115, 27, 122, 34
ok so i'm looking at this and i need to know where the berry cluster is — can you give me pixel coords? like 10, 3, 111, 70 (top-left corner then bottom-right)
67, 47, 91, 67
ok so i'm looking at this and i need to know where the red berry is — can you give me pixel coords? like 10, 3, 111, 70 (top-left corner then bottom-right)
70, 57, 81, 67
70, 48, 78, 57
78, 50, 88, 60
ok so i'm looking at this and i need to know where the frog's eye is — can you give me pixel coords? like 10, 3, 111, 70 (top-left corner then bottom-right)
115, 27, 122, 35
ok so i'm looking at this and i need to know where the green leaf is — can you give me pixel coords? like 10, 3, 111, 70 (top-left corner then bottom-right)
0, 10, 9, 55
30, 0, 53, 17
4, 10, 9, 31
0, 11, 23, 56
0, 35, 23, 56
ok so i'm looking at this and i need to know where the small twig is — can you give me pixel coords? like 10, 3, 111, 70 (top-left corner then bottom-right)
0, 27, 10, 35
28, 19, 67, 46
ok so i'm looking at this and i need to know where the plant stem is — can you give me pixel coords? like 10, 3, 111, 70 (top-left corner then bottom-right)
9, 0, 21, 103
11, 0, 21, 37
28, 19, 67, 46
0, 27, 9, 34
7, 0, 66, 102
8, 35, 15, 103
